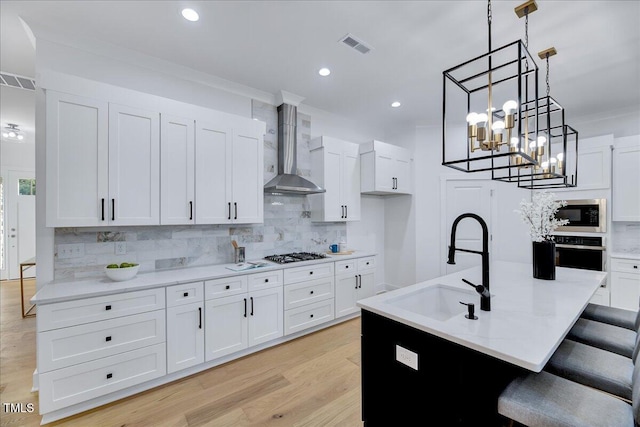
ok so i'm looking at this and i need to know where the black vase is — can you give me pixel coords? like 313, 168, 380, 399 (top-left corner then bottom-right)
533, 241, 556, 280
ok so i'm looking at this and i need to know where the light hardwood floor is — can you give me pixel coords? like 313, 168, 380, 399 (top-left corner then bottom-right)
0, 279, 364, 426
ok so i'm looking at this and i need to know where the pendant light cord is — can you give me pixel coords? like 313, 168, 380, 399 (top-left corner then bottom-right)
546, 53, 551, 97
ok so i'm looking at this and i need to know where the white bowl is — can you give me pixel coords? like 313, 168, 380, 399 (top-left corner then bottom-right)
104, 264, 139, 282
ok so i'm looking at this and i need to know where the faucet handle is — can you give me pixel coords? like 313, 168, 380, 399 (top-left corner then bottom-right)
462, 278, 489, 297
459, 301, 478, 320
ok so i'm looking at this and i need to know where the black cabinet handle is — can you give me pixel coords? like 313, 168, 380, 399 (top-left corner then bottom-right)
189, 201, 193, 220
234, 202, 238, 220
310, 314, 314, 318
309, 271, 314, 275
359, 274, 363, 288
341, 205, 345, 219
111, 199, 115, 221
250, 297, 254, 316
183, 292, 189, 297
310, 290, 314, 295
366, 262, 370, 265
101, 198, 105, 221
106, 336, 112, 342
225, 285, 230, 290
355, 275, 359, 289
105, 305, 112, 311
345, 205, 348, 219
228, 202, 231, 220
634, 265, 638, 269
198, 307, 202, 329
244, 298, 247, 317
106, 373, 113, 379
265, 278, 269, 283
346, 265, 349, 269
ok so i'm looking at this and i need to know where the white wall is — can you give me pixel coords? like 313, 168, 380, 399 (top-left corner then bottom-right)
1, 141, 35, 171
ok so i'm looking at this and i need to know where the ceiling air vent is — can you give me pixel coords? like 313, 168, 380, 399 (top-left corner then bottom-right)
0, 71, 36, 91
339, 33, 373, 54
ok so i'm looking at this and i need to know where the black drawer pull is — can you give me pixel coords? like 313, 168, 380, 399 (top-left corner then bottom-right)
345, 265, 349, 269
183, 292, 189, 297
225, 285, 230, 290
101, 198, 105, 221
250, 297, 254, 316
106, 336, 112, 342
310, 314, 314, 318
105, 305, 112, 311
366, 262, 370, 265
106, 373, 113, 379
265, 278, 269, 283
198, 307, 202, 329
634, 265, 638, 269
189, 201, 193, 220
244, 298, 247, 317
309, 271, 313, 275
310, 290, 314, 294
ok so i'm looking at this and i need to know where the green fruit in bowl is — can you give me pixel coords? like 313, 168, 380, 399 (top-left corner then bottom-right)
106, 264, 119, 269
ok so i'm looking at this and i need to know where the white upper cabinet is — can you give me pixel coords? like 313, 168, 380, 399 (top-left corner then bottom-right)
613, 137, 640, 221
575, 145, 611, 191
360, 140, 413, 195
108, 104, 160, 226
46, 91, 109, 227
160, 115, 195, 225
309, 136, 361, 222
195, 118, 263, 224
46, 92, 160, 226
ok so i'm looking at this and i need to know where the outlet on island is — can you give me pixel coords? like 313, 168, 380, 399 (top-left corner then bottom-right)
395, 344, 419, 370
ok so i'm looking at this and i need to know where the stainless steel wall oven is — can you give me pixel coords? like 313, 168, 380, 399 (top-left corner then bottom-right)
555, 235, 606, 272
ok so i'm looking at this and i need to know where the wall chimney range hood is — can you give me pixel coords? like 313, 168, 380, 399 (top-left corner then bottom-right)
264, 103, 325, 195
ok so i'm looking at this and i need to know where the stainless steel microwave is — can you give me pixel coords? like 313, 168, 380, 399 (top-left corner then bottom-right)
555, 199, 606, 233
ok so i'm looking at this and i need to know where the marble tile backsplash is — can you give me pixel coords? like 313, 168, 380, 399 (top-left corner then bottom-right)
53, 100, 347, 280
611, 222, 640, 254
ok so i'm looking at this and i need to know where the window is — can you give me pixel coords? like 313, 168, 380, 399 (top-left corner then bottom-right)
18, 178, 36, 196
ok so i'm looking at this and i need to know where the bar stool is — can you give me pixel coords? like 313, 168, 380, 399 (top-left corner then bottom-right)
567, 317, 637, 358
580, 303, 639, 331
498, 363, 639, 427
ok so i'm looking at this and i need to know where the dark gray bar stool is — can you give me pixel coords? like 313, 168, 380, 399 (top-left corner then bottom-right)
581, 303, 639, 331
567, 317, 637, 358
498, 362, 639, 426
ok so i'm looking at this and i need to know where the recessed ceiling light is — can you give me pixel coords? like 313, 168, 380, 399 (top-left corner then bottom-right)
391, 101, 401, 108
181, 8, 199, 22
318, 68, 331, 77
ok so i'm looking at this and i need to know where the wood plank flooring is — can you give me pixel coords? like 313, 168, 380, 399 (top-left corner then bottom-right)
0, 279, 364, 426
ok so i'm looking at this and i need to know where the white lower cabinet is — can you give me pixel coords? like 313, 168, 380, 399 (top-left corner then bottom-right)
283, 263, 335, 335
610, 257, 640, 311
166, 282, 204, 374
37, 288, 167, 415
205, 271, 283, 361
335, 256, 376, 317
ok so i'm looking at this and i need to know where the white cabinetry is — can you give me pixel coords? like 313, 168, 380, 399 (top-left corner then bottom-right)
610, 256, 640, 311
283, 263, 335, 335
575, 145, 611, 191
612, 138, 640, 221
204, 271, 283, 361
46, 91, 160, 226
309, 136, 361, 222
37, 288, 166, 414
335, 256, 376, 317
166, 282, 204, 373
360, 140, 412, 195
160, 115, 195, 225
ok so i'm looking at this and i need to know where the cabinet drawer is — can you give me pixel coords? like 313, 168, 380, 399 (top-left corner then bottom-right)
284, 277, 334, 309
205, 276, 248, 300
39, 343, 166, 414
357, 256, 376, 272
247, 270, 283, 292
335, 260, 356, 274
284, 299, 335, 336
284, 263, 334, 284
611, 258, 640, 274
166, 282, 204, 307
38, 289, 165, 332
38, 310, 165, 373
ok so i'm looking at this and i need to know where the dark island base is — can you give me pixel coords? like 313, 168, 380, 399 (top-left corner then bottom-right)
361, 310, 526, 426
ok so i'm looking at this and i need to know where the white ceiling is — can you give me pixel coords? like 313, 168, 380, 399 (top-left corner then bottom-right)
1, 1, 639, 143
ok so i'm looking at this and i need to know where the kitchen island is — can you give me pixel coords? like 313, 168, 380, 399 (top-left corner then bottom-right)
356, 261, 607, 426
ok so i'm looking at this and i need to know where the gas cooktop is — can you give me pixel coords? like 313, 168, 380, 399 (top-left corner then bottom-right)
264, 252, 328, 264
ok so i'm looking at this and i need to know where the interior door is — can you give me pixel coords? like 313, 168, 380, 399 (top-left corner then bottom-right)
7, 171, 36, 279
442, 179, 493, 275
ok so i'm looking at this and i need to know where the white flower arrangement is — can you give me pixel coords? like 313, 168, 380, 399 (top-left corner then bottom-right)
515, 192, 569, 242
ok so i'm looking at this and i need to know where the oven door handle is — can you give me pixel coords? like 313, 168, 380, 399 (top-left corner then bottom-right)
556, 244, 606, 251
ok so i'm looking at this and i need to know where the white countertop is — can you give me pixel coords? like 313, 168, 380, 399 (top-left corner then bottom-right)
32, 251, 375, 305
356, 261, 606, 372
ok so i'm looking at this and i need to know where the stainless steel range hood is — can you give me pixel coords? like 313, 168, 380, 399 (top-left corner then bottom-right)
264, 103, 325, 195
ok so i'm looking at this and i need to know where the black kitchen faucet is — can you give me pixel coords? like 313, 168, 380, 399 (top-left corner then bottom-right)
447, 213, 491, 311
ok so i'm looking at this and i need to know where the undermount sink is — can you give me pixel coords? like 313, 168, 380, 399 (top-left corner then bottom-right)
385, 284, 477, 321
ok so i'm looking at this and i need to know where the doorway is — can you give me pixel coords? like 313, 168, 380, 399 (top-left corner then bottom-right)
4, 170, 36, 280
440, 177, 495, 276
